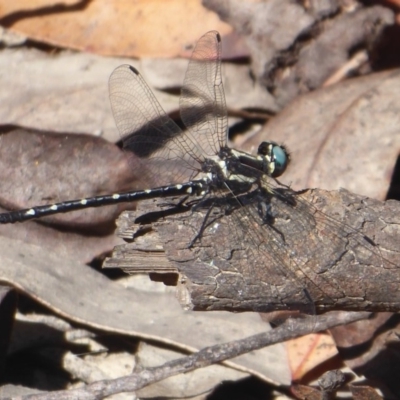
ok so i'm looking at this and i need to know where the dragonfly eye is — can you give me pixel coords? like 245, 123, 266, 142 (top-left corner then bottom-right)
258, 141, 289, 178
271, 144, 289, 177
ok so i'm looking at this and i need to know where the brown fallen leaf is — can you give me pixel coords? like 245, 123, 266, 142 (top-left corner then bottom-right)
0, 45, 274, 140
291, 383, 323, 400
0, 127, 137, 264
350, 384, 385, 400
286, 333, 338, 381
0, 47, 123, 139
0, 0, 236, 58
0, 126, 139, 227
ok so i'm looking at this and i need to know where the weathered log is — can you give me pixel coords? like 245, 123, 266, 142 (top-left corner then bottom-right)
104, 188, 400, 313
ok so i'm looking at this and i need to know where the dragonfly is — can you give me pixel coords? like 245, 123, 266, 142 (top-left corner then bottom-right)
0, 31, 386, 313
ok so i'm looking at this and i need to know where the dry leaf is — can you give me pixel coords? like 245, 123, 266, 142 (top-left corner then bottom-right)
287, 333, 338, 381
204, 0, 395, 105
0, 235, 292, 386
246, 69, 400, 200
0, 127, 138, 226
136, 342, 247, 398
1, 0, 234, 58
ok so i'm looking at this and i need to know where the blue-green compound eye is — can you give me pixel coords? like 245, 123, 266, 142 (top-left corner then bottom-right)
257, 141, 290, 178
271, 144, 289, 178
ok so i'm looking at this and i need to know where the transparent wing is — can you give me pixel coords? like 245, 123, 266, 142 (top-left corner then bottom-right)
177, 182, 391, 318
180, 31, 228, 156
109, 65, 203, 187
211, 183, 388, 312
223, 188, 317, 314
176, 188, 316, 314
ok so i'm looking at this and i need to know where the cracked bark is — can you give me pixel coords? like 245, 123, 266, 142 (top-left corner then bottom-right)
104, 188, 400, 313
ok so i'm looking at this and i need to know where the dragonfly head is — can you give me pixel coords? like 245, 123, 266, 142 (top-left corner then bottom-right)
258, 141, 290, 178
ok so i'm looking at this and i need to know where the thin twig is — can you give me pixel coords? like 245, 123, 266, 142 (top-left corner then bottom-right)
11, 312, 371, 400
